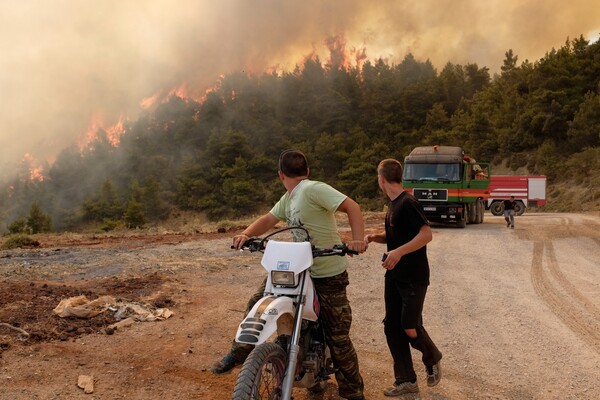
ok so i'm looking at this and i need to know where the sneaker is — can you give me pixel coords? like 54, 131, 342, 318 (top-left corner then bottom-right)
426, 362, 442, 387
511, 225, 515, 229
210, 354, 240, 374
383, 381, 419, 396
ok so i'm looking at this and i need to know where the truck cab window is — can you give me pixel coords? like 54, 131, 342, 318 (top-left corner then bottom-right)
404, 163, 460, 182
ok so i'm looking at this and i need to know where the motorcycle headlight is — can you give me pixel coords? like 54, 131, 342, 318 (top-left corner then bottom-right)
271, 271, 296, 287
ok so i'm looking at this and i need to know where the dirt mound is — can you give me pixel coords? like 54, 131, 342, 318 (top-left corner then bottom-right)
0, 273, 170, 347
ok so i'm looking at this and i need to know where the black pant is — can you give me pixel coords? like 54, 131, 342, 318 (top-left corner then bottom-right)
383, 276, 442, 384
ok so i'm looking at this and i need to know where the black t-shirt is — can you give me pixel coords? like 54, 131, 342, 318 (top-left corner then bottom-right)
503, 199, 515, 210
384, 191, 430, 285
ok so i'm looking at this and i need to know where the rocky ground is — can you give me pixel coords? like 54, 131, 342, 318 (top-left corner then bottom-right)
1, 212, 599, 400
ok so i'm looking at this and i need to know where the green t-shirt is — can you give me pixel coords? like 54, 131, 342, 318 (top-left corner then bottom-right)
270, 179, 348, 278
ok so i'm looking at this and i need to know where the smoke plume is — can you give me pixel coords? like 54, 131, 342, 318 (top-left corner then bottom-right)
1, 0, 598, 178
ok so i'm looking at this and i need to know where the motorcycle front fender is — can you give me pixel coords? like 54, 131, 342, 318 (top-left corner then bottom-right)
235, 295, 295, 345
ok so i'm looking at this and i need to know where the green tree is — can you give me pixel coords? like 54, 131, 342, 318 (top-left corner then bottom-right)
124, 180, 146, 228
143, 176, 171, 220
82, 179, 123, 222
26, 202, 52, 233
567, 92, 600, 150
500, 49, 518, 75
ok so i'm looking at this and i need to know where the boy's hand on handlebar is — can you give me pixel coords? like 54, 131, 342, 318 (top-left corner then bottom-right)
232, 233, 249, 250
346, 240, 367, 254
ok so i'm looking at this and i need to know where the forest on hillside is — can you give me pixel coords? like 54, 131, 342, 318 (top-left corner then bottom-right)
1, 35, 599, 234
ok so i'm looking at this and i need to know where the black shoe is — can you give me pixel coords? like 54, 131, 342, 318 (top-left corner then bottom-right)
210, 354, 240, 374
384, 381, 419, 396
426, 361, 442, 387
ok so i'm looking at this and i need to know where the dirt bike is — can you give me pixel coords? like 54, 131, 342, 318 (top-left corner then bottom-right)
231, 227, 357, 400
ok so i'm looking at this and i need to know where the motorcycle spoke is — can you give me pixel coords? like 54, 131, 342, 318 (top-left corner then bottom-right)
255, 360, 284, 399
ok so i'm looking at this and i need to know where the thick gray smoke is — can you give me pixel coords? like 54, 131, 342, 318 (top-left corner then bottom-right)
1, 0, 598, 179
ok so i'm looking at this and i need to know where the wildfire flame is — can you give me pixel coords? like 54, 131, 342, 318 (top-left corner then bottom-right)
79, 113, 126, 152
140, 93, 160, 109
22, 153, 45, 182
167, 84, 191, 100
87, 35, 363, 155
140, 82, 216, 110
324, 35, 367, 71
106, 117, 125, 145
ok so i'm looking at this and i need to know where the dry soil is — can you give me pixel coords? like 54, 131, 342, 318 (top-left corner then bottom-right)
1, 212, 599, 400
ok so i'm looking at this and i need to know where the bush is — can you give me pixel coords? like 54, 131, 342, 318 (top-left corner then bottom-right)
101, 219, 120, 232
7, 218, 27, 235
1, 234, 40, 249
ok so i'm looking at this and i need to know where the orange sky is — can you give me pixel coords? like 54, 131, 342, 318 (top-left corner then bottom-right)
1, 0, 598, 178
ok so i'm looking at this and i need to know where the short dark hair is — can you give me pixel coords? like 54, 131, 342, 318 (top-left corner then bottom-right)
378, 159, 403, 183
279, 150, 309, 177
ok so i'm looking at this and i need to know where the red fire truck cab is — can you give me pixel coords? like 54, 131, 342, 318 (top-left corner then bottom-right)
487, 175, 547, 216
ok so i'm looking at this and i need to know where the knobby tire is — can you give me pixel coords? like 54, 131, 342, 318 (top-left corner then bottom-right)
232, 342, 288, 400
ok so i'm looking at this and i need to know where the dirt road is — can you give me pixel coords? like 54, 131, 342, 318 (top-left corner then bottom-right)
1, 212, 599, 399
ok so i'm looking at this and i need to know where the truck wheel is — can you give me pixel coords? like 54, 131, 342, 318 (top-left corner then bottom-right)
468, 203, 478, 224
515, 201, 526, 216
457, 207, 467, 228
475, 199, 484, 223
490, 201, 503, 216
478, 200, 485, 223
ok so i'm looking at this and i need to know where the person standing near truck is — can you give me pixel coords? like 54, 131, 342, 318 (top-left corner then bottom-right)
365, 158, 442, 397
503, 196, 517, 229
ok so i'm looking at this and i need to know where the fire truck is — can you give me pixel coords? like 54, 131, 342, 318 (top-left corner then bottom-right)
402, 146, 491, 228
487, 175, 547, 216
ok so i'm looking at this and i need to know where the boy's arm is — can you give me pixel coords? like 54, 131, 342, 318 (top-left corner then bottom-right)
336, 197, 367, 253
232, 213, 279, 249
365, 232, 387, 244
382, 224, 432, 270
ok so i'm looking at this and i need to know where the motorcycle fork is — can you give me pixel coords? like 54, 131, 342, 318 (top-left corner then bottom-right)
280, 270, 308, 400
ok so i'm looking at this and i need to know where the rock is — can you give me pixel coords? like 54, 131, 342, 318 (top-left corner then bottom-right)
77, 374, 94, 394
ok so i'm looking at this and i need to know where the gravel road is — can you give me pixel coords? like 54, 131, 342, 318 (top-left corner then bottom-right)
0, 212, 599, 400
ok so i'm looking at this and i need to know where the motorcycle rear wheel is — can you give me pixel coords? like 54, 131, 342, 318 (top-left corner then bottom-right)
233, 342, 288, 400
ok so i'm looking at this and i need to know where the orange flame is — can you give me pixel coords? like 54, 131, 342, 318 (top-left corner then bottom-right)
106, 116, 125, 146
325, 35, 367, 71
325, 35, 350, 70
140, 82, 213, 111
167, 84, 191, 100
79, 113, 126, 152
22, 153, 45, 182
140, 93, 160, 109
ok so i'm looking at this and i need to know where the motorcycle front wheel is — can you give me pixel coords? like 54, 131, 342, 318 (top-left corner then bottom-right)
233, 342, 288, 400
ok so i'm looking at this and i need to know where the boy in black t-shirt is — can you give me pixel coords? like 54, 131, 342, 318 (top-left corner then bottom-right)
365, 158, 442, 397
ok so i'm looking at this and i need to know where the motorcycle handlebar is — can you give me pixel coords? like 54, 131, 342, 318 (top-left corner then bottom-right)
230, 238, 264, 252
232, 239, 358, 257
314, 244, 359, 257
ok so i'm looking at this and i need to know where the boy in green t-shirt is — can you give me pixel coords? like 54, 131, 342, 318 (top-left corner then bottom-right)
211, 150, 367, 400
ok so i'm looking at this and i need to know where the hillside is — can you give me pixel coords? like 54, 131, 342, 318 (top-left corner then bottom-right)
1, 36, 599, 234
